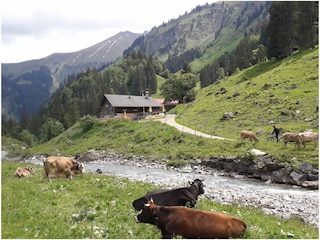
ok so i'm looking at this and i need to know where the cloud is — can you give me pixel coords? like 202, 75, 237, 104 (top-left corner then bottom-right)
2, 0, 217, 62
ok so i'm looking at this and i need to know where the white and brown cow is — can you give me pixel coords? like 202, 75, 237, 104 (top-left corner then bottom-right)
43, 156, 85, 180
14, 166, 34, 178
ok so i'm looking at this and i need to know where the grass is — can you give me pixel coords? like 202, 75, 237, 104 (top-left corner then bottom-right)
2, 160, 318, 239
175, 47, 319, 167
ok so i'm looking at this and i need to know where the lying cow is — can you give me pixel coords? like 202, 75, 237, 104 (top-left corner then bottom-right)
136, 199, 247, 239
132, 179, 205, 211
43, 156, 85, 180
14, 166, 34, 178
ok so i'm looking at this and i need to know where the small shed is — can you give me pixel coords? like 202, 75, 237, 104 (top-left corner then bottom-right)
97, 93, 162, 119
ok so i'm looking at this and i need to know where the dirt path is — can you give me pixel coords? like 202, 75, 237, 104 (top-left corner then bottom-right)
158, 114, 235, 141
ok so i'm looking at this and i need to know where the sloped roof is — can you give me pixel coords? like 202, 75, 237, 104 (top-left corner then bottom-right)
104, 94, 162, 108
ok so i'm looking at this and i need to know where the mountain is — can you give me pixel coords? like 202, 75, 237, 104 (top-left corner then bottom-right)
1, 31, 142, 119
131, 1, 270, 73
2, 1, 271, 121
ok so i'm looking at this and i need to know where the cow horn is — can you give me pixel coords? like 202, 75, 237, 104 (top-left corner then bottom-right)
144, 203, 150, 207
150, 198, 154, 203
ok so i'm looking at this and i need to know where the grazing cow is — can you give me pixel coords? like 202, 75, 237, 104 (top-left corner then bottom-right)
43, 156, 85, 180
298, 132, 319, 149
282, 132, 302, 149
240, 130, 259, 143
14, 166, 34, 178
132, 179, 205, 211
136, 199, 246, 239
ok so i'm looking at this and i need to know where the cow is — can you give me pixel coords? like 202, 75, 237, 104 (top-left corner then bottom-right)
298, 132, 319, 149
282, 132, 302, 149
136, 199, 247, 239
240, 130, 259, 143
43, 156, 85, 180
14, 166, 34, 178
132, 179, 205, 211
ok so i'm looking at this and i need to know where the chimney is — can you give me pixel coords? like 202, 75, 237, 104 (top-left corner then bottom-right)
144, 89, 149, 99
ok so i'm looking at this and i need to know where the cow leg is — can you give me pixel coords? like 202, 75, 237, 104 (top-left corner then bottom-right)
161, 232, 173, 239
63, 168, 73, 179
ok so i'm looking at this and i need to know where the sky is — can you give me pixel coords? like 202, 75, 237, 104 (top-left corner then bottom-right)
1, 0, 217, 63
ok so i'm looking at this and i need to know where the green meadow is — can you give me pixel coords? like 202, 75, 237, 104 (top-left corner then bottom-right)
2, 160, 318, 239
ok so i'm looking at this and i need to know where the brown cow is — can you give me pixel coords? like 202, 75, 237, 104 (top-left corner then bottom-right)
14, 166, 34, 178
298, 132, 319, 149
136, 199, 246, 239
43, 156, 85, 180
240, 130, 259, 143
282, 132, 302, 149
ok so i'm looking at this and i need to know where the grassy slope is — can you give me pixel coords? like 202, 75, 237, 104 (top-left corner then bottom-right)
175, 47, 319, 166
2, 160, 318, 239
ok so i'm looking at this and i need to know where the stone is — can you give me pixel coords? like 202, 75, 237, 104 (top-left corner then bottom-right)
302, 181, 319, 190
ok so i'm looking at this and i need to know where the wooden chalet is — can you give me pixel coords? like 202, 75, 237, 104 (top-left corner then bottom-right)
97, 93, 162, 120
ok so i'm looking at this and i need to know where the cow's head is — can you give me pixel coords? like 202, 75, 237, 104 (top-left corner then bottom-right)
132, 197, 147, 211
71, 162, 85, 174
26, 166, 34, 173
77, 163, 85, 173
135, 199, 158, 224
189, 179, 205, 195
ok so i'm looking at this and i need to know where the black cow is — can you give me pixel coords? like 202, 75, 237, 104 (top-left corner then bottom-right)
132, 179, 204, 211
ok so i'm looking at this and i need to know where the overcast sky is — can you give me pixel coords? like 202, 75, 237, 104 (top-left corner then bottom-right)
2, 0, 217, 63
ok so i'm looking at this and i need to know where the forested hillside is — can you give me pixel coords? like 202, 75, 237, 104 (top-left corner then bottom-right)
32, 51, 160, 132
130, 1, 271, 73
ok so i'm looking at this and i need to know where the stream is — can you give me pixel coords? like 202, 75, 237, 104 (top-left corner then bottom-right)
7, 152, 318, 228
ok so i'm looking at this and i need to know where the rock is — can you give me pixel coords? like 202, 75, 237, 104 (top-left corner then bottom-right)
223, 112, 234, 119
78, 150, 101, 162
249, 149, 267, 156
302, 181, 319, 190
290, 171, 307, 185
265, 179, 272, 185
299, 162, 314, 173
272, 168, 293, 184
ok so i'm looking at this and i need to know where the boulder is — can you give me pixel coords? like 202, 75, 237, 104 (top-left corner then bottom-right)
302, 181, 319, 190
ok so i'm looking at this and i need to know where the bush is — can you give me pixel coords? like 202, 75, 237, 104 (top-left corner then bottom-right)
79, 115, 98, 132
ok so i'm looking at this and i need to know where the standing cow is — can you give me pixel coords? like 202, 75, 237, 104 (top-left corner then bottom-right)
240, 130, 259, 143
282, 132, 302, 149
43, 156, 85, 180
136, 199, 246, 239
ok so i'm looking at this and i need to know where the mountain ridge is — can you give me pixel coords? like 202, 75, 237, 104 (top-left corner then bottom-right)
2, 1, 271, 120
2, 31, 142, 119
2, 31, 142, 80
